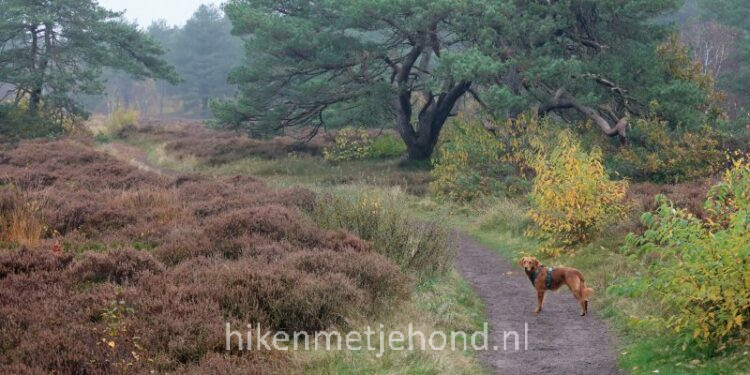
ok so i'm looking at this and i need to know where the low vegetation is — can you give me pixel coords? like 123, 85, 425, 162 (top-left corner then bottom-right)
621, 159, 750, 352
323, 128, 406, 163
103, 116, 750, 373
0, 136, 482, 373
430, 116, 543, 202
311, 188, 454, 277
2, 0, 750, 373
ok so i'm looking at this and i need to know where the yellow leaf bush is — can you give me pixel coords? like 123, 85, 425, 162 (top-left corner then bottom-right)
323, 128, 373, 162
613, 114, 724, 183
529, 131, 628, 252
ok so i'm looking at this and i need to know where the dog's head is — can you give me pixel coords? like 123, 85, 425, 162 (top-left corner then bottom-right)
519, 256, 541, 272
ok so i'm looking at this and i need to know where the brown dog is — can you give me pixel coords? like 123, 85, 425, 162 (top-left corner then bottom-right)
519, 256, 594, 316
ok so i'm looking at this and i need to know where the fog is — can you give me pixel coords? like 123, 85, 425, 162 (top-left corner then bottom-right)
97, 0, 224, 27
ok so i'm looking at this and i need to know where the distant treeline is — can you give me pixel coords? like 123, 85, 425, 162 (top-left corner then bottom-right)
80, 5, 243, 118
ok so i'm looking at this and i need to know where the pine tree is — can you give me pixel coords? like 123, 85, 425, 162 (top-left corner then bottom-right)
215, 0, 715, 160
171, 5, 242, 116
0, 0, 178, 122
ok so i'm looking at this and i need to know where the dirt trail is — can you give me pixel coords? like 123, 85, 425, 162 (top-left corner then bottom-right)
454, 233, 621, 374
101, 141, 178, 177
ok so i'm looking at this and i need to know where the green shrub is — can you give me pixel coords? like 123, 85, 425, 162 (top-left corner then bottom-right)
310, 188, 455, 278
369, 133, 406, 158
622, 159, 750, 351
431, 118, 533, 202
529, 131, 629, 253
705, 157, 750, 224
0, 103, 63, 139
477, 198, 532, 236
323, 128, 406, 162
431, 115, 557, 203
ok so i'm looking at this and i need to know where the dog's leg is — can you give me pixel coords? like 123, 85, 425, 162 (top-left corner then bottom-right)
568, 277, 588, 316
534, 290, 545, 314
579, 299, 587, 316
579, 282, 593, 316
572, 290, 586, 316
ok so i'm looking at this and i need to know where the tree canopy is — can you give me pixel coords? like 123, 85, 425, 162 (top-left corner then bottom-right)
0, 0, 178, 121
213, 0, 719, 160
697, 0, 750, 110
214, 0, 490, 159
171, 5, 242, 115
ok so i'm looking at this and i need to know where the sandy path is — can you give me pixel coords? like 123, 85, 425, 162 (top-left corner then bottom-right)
454, 233, 621, 374
102, 141, 178, 177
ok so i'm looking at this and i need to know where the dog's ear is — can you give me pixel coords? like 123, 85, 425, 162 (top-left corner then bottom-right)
519, 257, 527, 267
533, 258, 541, 268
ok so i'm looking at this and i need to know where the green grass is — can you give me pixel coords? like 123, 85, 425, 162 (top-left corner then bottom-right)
619, 336, 750, 374
294, 271, 488, 374
122, 139, 432, 194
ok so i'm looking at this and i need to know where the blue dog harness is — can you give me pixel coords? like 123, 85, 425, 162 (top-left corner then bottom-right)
528, 266, 554, 289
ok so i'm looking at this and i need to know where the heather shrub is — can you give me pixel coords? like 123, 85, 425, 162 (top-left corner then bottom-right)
529, 131, 629, 253
145, 121, 325, 165
205, 204, 323, 257
70, 248, 165, 284
622, 159, 750, 351
311, 188, 455, 276
281, 250, 410, 309
0, 139, 167, 190
175, 353, 279, 375
152, 227, 214, 266
0, 248, 73, 279
0, 138, 411, 373
628, 178, 715, 220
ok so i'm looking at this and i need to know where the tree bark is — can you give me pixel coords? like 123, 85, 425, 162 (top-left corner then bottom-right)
28, 26, 40, 111
393, 81, 472, 161
540, 94, 629, 143
29, 24, 52, 112
386, 39, 472, 161
202, 96, 209, 115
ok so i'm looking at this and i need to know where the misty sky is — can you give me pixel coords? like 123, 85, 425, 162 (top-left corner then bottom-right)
97, 0, 224, 28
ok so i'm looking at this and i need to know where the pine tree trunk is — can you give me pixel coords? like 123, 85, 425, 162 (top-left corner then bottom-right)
392, 81, 472, 161
29, 24, 52, 113
29, 26, 40, 112
405, 141, 434, 161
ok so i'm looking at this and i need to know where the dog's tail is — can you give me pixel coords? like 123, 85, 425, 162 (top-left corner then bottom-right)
581, 284, 594, 301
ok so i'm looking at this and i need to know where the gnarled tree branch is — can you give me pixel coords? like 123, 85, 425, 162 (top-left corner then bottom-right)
540, 92, 628, 143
